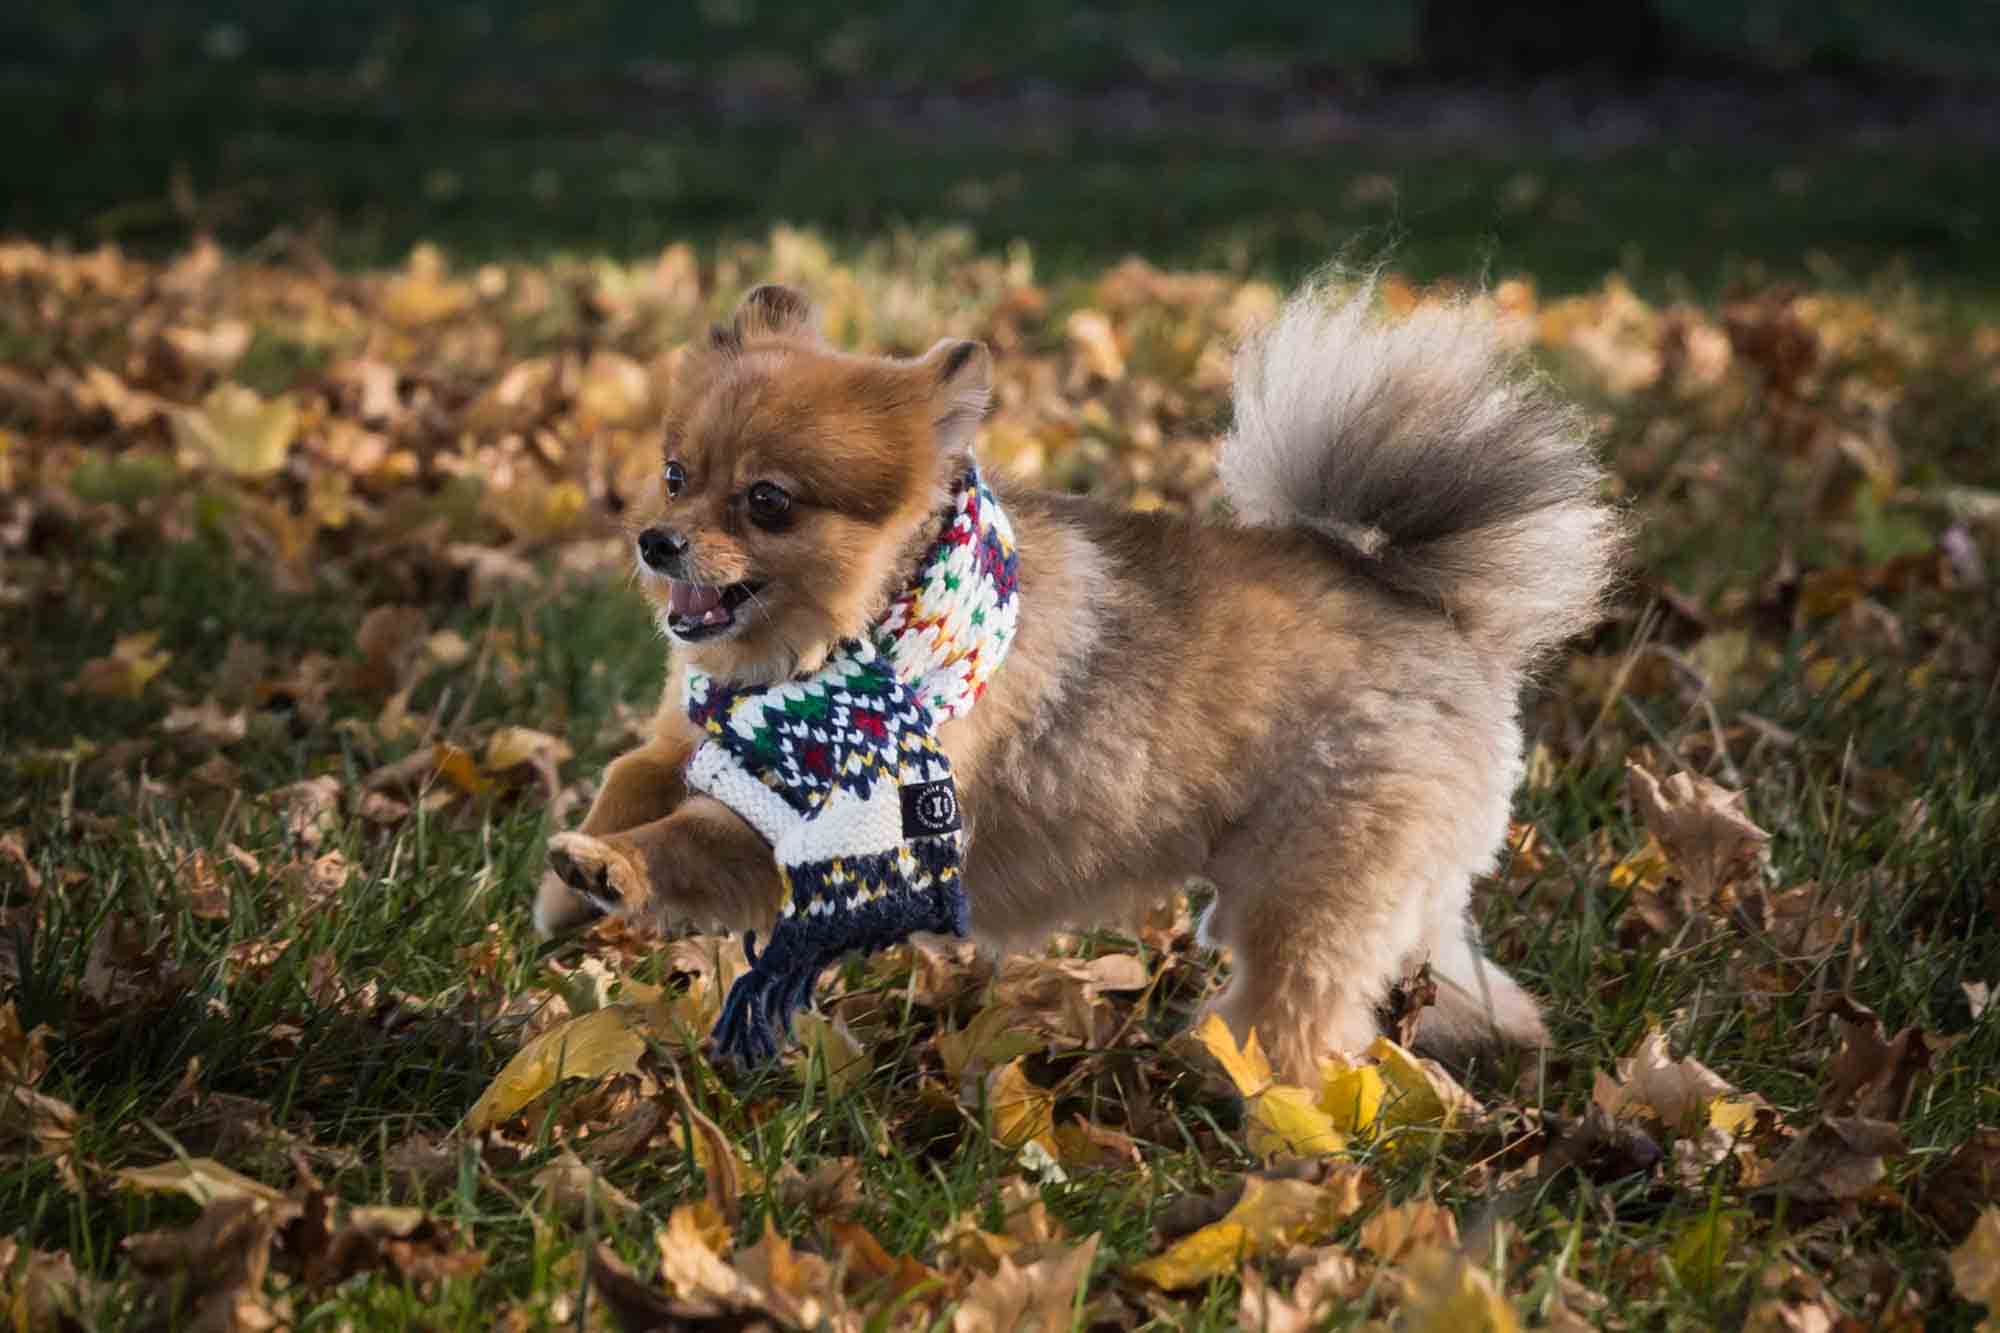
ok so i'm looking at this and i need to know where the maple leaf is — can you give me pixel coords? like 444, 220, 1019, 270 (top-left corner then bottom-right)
1128, 1175, 1363, 1291
171, 382, 299, 478
1625, 762, 1771, 906
1953, 1210, 2000, 1332
952, 1233, 1098, 1333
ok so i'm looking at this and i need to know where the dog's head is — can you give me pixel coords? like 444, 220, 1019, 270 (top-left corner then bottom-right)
631, 285, 991, 683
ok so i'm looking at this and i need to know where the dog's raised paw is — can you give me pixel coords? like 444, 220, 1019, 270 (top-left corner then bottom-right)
546, 832, 646, 917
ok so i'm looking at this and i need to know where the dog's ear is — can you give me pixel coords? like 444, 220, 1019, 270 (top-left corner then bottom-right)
731, 284, 817, 343
922, 338, 992, 459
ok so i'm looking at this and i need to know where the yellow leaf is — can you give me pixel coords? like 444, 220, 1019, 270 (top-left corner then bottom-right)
381, 243, 474, 326
171, 382, 298, 477
985, 1059, 1056, 1153
1247, 1084, 1347, 1158
432, 742, 492, 796
1128, 1175, 1356, 1291
1319, 1060, 1388, 1135
1369, 1037, 1466, 1131
1951, 1209, 2000, 1331
1668, 1212, 1740, 1291
1193, 1011, 1273, 1098
72, 632, 171, 700
116, 1157, 287, 1206
483, 725, 573, 773
464, 1004, 649, 1130
790, 1011, 870, 1097
1709, 1095, 1762, 1137
937, 1003, 1042, 1084
1400, 1246, 1521, 1333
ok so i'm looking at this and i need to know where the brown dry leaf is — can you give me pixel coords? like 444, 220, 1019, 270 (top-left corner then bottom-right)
790, 1010, 871, 1096
732, 1216, 849, 1329
655, 1199, 757, 1312
937, 1003, 1043, 1084
1593, 1028, 1738, 1138
1750, 1116, 1905, 1206
1951, 1209, 2000, 1332
0, 999, 50, 1085
992, 952, 1148, 1044
124, 1197, 288, 1333
1817, 996, 1934, 1120
350, 604, 431, 694
265, 776, 342, 850
1399, 1245, 1522, 1332
952, 1233, 1098, 1333
73, 631, 172, 700
1050, 1116, 1144, 1171
675, 1082, 745, 1226
0, 829, 42, 895
1064, 310, 1125, 381
464, 1004, 651, 1130
294, 1193, 486, 1289
1921, 1129, 2000, 1240
1357, 1198, 1459, 1264
773, 1156, 863, 1219
532, 1148, 640, 1221
171, 382, 299, 478
1237, 1247, 1366, 1333
0, 1239, 87, 1331
1128, 1175, 1361, 1291
1626, 762, 1770, 904
162, 699, 249, 750
826, 1219, 941, 1303
432, 742, 492, 797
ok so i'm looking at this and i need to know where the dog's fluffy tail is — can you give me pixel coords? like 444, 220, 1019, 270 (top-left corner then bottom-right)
1220, 280, 1621, 668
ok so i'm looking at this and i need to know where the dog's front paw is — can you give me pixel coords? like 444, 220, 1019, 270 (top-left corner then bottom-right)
546, 832, 648, 920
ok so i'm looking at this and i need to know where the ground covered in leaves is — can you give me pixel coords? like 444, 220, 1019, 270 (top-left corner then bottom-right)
1, 232, 1998, 1329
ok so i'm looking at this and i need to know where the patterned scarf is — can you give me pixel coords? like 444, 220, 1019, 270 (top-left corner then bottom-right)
684, 465, 1020, 1064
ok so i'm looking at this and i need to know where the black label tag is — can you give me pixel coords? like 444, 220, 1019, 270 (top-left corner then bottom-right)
900, 779, 961, 837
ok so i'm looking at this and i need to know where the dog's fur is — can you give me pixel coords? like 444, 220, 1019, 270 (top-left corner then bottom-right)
536, 278, 1621, 1079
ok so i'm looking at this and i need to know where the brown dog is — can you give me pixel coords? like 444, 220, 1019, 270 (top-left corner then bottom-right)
535, 279, 1621, 1079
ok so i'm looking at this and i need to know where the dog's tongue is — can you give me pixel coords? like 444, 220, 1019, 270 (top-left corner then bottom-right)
669, 581, 723, 618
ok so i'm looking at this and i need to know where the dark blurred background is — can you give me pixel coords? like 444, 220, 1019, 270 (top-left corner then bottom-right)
2, 1, 1995, 293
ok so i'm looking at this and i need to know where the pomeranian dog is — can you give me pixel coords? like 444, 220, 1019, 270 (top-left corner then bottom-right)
535, 278, 1621, 1079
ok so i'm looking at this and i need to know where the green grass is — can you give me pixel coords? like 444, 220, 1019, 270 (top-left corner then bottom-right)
1, 234, 1997, 1325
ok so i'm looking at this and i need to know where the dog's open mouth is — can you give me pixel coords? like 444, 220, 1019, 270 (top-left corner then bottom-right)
666, 580, 762, 641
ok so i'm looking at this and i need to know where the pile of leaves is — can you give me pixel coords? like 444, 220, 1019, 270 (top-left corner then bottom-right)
0, 229, 1997, 1328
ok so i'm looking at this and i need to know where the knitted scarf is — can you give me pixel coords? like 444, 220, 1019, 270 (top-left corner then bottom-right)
683, 465, 1019, 1064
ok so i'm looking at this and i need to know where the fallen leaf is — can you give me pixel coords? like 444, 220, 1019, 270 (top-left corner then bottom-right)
1400, 1245, 1521, 1333
1357, 1199, 1458, 1263
953, 1233, 1098, 1333
938, 1003, 1044, 1084
1750, 1116, 1904, 1206
117, 1156, 288, 1207
1128, 1175, 1360, 1291
124, 1197, 287, 1333
790, 1010, 871, 1097
533, 1148, 640, 1221
1667, 1211, 1742, 1290
1593, 1029, 1736, 1138
73, 631, 172, 699
1818, 995, 1934, 1120
464, 1004, 650, 1131
1626, 763, 1770, 905
984, 1059, 1057, 1154
1951, 1209, 2000, 1332
1921, 1130, 2000, 1240
172, 382, 299, 477
1192, 1010, 1274, 1097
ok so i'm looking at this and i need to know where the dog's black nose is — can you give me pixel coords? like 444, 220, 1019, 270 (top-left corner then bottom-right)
637, 526, 689, 573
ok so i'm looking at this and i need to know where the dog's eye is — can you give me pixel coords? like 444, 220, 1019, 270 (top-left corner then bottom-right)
746, 481, 792, 529
664, 460, 686, 498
